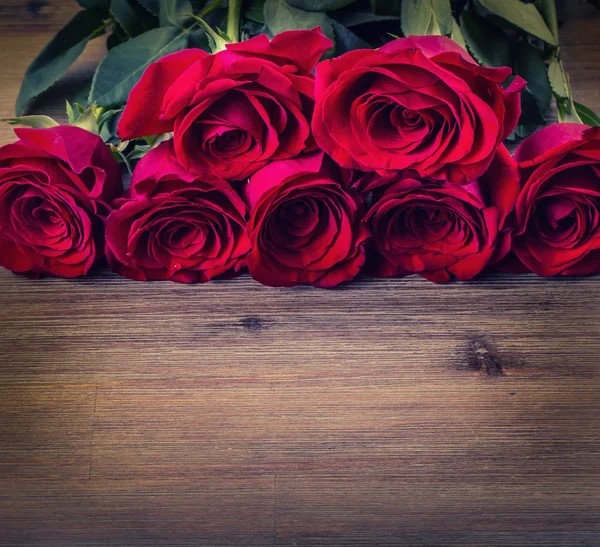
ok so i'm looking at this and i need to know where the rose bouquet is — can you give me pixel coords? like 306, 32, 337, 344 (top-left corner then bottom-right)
1, 0, 599, 287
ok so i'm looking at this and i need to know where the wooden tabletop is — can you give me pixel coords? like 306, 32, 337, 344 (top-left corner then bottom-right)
1, 1, 599, 545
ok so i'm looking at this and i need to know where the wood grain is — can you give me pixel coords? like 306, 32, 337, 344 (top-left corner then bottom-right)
1, 1, 600, 545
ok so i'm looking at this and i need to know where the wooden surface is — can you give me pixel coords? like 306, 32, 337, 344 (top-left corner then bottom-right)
1, 1, 600, 545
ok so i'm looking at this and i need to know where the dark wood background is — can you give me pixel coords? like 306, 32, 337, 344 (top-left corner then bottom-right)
1, 1, 599, 545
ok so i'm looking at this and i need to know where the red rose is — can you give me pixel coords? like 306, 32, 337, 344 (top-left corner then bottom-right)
117, 29, 332, 181
505, 123, 600, 276
245, 151, 369, 287
360, 145, 519, 282
105, 141, 250, 283
0, 126, 121, 278
313, 36, 525, 184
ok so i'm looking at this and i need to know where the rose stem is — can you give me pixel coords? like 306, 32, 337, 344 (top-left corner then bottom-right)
226, 0, 242, 43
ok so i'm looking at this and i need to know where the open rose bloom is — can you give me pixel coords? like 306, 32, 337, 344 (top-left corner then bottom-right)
245, 152, 369, 287
313, 36, 524, 184
118, 29, 332, 181
503, 123, 600, 276
359, 145, 519, 282
105, 142, 250, 283
0, 126, 120, 278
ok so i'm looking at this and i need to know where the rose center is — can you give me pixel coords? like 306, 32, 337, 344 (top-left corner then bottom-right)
11, 193, 69, 245
534, 196, 583, 245
280, 199, 318, 229
32, 204, 61, 225
153, 217, 205, 255
426, 207, 449, 226
401, 109, 421, 125
267, 196, 324, 250
359, 96, 430, 148
170, 224, 199, 248
382, 201, 468, 250
216, 129, 246, 151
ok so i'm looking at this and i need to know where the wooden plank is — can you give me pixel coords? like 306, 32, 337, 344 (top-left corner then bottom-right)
0, 477, 275, 545
0, 385, 95, 478
275, 474, 600, 544
89, 378, 599, 478
1, 272, 599, 385
0, 1, 80, 29
0, 270, 598, 544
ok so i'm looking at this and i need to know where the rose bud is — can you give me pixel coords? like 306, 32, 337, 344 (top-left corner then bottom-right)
502, 123, 600, 276
313, 36, 525, 184
360, 145, 519, 282
117, 29, 332, 181
0, 126, 121, 278
105, 141, 249, 283
245, 151, 369, 288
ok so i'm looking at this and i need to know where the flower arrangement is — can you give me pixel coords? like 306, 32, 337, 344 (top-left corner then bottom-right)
1, 0, 599, 287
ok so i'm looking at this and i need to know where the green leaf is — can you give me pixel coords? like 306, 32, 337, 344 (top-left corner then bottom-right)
561, 100, 583, 123
127, 143, 152, 161
547, 57, 582, 123
98, 109, 123, 127
66, 101, 76, 124
519, 88, 546, 126
370, 0, 401, 16
287, 0, 355, 12
515, 42, 552, 118
459, 10, 512, 67
426, 0, 452, 35
535, 0, 559, 40
574, 101, 600, 127
136, 0, 161, 15
98, 109, 123, 143
188, 25, 211, 48
69, 79, 93, 110
561, 73, 582, 124
477, 0, 557, 45
16, 10, 108, 115
401, 0, 453, 37
555, 97, 567, 120
1, 115, 60, 129
331, 11, 398, 27
160, 0, 194, 27
329, 17, 370, 54
547, 58, 567, 98
401, 0, 431, 35
107, 22, 129, 49
111, 0, 159, 37
506, 123, 539, 141
89, 26, 194, 108
264, 0, 334, 42
148, 132, 174, 148
450, 19, 467, 50
244, 0, 266, 22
